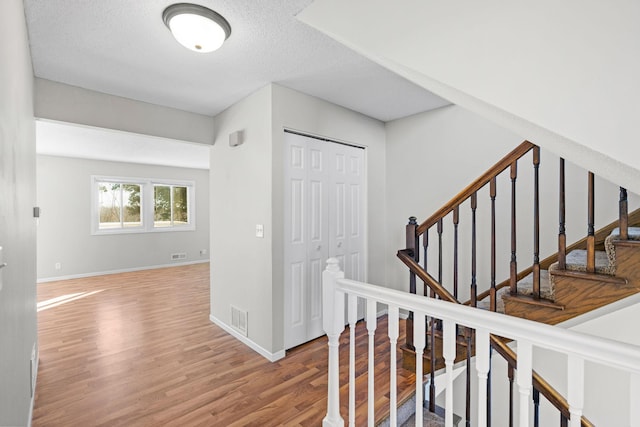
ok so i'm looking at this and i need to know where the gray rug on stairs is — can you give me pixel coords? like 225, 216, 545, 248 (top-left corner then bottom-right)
377, 394, 461, 427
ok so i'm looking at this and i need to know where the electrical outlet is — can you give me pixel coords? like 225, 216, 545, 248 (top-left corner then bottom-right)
200, 249, 208, 256
54, 262, 61, 270
255, 224, 264, 238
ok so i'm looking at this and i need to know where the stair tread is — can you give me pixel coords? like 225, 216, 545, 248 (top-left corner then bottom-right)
515, 269, 554, 300
477, 270, 553, 311
550, 249, 614, 275
604, 227, 640, 273
476, 286, 509, 313
609, 226, 640, 239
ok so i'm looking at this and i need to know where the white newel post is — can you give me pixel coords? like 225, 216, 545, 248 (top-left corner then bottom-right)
323, 258, 345, 427
443, 320, 457, 427
567, 355, 584, 427
475, 328, 490, 427
516, 340, 532, 427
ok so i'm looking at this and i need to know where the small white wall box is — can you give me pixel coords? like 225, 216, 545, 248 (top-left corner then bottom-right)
229, 130, 244, 147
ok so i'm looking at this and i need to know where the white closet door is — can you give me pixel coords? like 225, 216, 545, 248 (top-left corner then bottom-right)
329, 143, 365, 282
284, 132, 365, 350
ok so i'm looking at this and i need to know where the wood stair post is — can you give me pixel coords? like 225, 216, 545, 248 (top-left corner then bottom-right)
533, 146, 541, 299
559, 158, 567, 269
586, 172, 596, 273
510, 161, 518, 295
406, 216, 418, 351
620, 187, 628, 239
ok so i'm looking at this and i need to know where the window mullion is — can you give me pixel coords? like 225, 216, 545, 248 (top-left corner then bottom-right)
170, 185, 174, 226
119, 185, 124, 228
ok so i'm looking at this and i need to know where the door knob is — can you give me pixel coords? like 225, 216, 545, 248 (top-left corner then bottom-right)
337, 242, 342, 248
316, 245, 322, 251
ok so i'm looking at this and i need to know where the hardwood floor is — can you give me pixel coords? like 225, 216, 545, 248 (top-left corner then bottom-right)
33, 263, 416, 426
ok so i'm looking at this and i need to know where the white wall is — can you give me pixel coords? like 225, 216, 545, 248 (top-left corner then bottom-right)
210, 84, 386, 358
0, 0, 38, 425
35, 78, 215, 145
210, 85, 275, 355
37, 155, 210, 280
298, 0, 640, 197
385, 105, 639, 301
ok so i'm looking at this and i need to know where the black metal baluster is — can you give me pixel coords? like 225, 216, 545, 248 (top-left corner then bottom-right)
510, 161, 518, 295
620, 187, 629, 239
406, 216, 417, 350
453, 206, 459, 300
587, 172, 595, 273
423, 230, 429, 296
471, 192, 478, 307
438, 218, 443, 285
561, 414, 568, 427
533, 147, 541, 299
490, 178, 497, 311
559, 158, 566, 269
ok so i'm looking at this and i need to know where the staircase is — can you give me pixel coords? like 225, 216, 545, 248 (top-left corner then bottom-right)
396, 141, 640, 426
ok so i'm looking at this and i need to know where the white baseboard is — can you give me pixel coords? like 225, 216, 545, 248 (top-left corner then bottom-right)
37, 259, 210, 283
209, 314, 285, 362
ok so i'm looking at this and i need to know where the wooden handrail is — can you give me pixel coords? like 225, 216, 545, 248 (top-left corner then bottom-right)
491, 335, 595, 427
397, 249, 457, 303
416, 141, 535, 235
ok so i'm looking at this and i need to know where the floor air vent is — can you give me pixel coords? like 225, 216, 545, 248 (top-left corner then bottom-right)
231, 305, 248, 336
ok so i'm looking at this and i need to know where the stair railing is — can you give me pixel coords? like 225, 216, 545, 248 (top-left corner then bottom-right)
403, 140, 537, 332
321, 260, 640, 427
398, 140, 639, 426
490, 336, 595, 427
398, 248, 595, 426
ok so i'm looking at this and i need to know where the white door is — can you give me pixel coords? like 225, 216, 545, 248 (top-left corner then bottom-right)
284, 131, 365, 349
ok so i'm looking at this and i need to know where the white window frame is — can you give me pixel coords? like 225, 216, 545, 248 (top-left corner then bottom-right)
91, 175, 196, 235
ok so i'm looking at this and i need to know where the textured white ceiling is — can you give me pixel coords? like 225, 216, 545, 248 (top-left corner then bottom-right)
23, 0, 449, 123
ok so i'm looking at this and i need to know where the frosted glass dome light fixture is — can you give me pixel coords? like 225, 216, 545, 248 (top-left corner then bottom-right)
162, 3, 231, 53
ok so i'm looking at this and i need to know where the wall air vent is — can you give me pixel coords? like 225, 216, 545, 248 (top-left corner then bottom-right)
231, 305, 248, 336
171, 253, 187, 260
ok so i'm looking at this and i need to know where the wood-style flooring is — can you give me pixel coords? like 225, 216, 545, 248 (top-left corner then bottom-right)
33, 263, 416, 426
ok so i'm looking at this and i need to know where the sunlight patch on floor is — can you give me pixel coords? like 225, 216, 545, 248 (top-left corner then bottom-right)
37, 289, 104, 311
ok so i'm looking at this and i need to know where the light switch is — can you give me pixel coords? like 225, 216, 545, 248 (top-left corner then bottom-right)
255, 224, 264, 238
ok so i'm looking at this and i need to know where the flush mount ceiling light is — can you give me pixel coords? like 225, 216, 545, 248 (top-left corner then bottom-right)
162, 3, 231, 53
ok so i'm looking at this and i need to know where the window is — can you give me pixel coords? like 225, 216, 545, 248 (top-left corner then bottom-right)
97, 182, 143, 230
92, 176, 195, 234
153, 184, 189, 228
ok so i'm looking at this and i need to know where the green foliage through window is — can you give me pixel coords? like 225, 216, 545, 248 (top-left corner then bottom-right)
94, 177, 194, 234
154, 185, 189, 227
98, 182, 141, 229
